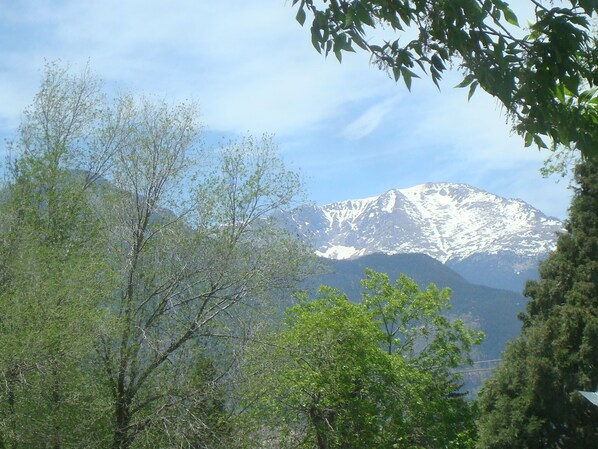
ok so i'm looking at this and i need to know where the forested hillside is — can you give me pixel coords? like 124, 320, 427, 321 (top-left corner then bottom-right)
308, 253, 525, 361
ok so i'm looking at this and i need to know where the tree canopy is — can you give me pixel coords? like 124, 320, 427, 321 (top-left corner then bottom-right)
0, 62, 311, 449
292, 0, 598, 158
241, 270, 482, 449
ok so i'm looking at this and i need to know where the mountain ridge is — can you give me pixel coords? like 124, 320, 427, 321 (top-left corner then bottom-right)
285, 182, 562, 262
280, 182, 563, 292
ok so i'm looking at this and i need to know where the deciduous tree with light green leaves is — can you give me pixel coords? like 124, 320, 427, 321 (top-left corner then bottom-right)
292, 0, 598, 159
241, 269, 482, 449
0, 62, 311, 449
0, 63, 118, 448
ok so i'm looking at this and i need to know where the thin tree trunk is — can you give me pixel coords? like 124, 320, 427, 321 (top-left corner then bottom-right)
309, 407, 329, 449
50, 360, 62, 449
112, 395, 132, 449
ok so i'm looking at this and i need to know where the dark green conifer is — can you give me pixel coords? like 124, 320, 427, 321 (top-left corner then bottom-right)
477, 158, 598, 448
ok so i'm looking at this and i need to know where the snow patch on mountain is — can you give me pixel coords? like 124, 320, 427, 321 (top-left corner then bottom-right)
282, 182, 563, 263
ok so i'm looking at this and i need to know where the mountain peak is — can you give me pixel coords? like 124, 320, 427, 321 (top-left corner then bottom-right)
283, 182, 563, 263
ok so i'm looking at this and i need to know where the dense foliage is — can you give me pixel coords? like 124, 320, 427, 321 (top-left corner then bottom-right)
241, 270, 482, 449
0, 63, 310, 449
292, 0, 598, 159
476, 157, 598, 448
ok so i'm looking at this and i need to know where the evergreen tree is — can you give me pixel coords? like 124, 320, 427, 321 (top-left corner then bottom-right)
477, 157, 598, 448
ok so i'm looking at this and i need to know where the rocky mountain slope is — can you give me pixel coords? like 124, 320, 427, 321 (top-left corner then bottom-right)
281, 183, 564, 291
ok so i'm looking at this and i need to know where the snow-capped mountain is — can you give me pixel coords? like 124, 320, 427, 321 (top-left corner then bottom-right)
281, 183, 564, 291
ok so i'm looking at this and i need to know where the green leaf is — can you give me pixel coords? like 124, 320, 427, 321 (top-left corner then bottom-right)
524, 132, 533, 147
338, 34, 354, 52
296, 7, 307, 26
392, 66, 401, 82
350, 32, 369, 51
534, 135, 548, 149
431, 54, 446, 71
403, 73, 412, 91
344, 9, 354, 28
468, 81, 478, 101
400, 67, 419, 91
430, 67, 442, 89
578, 87, 598, 103
503, 6, 519, 26
310, 25, 322, 53
355, 4, 375, 27
554, 84, 565, 102
563, 76, 580, 96
455, 74, 475, 88
334, 44, 343, 62
579, 0, 598, 15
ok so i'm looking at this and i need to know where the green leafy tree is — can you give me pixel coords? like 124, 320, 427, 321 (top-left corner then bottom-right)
242, 270, 482, 449
292, 0, 598, 157
0, 180, 114, 448
101, 125, 309, 449
0, 63, 310, 449
476, 157, 598, 448
0, 63, 116, 448
361, 270, 482, 447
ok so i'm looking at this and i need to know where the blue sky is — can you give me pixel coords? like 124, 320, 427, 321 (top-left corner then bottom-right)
0, 0, 574, 219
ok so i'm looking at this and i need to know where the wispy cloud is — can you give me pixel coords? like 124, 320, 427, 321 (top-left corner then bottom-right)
0, 0, 393, 136
0, 0, 573, 219
342, 97, 400, 140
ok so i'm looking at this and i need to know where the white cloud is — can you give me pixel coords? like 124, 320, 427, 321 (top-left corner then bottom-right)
0, 0, 397, 136
0, 0, 573, 219
342, 97, 400, 140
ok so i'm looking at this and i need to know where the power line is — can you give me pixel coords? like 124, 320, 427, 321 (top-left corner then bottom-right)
455, 358, 502, 375
471, 358, 501, 364
458, 367, 498, 374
